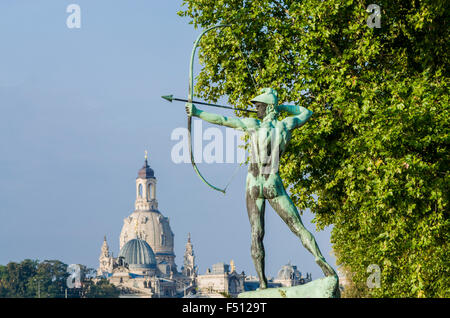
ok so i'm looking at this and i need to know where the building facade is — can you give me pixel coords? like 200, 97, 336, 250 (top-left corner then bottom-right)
97, 156, 194, 298
196, 262, 245, 297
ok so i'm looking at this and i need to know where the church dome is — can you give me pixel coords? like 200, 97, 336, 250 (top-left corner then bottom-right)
119, 157, 176, 269
277, 263, 301, 280
120, 211, 175, 256
118, 238, 156, 269
138, 159, 154, 179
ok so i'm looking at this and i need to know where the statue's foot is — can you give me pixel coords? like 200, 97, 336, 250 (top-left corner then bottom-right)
315, 257, 337, 277
258, 281, 268, 290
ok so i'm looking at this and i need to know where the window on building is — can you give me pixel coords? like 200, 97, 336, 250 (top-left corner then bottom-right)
148, 183, 153, 199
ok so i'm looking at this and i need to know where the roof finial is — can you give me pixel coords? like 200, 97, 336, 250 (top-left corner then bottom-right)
145, 150, 148, 161
187, 232, 191, 243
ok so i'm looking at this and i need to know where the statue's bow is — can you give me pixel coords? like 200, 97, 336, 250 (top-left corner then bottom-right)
187, 25, 229, 194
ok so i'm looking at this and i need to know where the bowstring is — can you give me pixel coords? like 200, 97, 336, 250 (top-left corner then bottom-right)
222, 27, 258, 191
197, 25, 258, 193
223, 160, 246, 192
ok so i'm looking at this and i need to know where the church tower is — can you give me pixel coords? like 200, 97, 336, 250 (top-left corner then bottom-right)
97, 236, 113, 276
119, 152, 176, 272
182, 233, 197, 277
135, 151, 158, 211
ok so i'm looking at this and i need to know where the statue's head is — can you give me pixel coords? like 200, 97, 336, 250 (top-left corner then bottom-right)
250, 88, 279, 120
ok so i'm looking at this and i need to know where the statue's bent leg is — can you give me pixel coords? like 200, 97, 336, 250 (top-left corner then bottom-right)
268, 191, 337, 277
246, 191, 268, 289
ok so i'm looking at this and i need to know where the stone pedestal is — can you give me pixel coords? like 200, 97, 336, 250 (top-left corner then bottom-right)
238, 276, 340, 298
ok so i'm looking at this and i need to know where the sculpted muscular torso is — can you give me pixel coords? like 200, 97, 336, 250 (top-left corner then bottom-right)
186, 88, 336, 288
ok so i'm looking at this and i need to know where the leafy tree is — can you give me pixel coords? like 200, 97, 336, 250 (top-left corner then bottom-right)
179, 0, 449, 297
82, 279, 121, 298
0, 259, 38, 297
0, 260, 119, 298
29, 260, 70, 298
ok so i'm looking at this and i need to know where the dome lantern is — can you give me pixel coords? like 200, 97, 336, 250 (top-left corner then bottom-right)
135, 151, 157, 211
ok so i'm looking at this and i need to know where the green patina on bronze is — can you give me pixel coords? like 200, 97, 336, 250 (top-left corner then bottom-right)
176, 24, 339, 297
186, 25, 230, 193
185, 87, 339, 296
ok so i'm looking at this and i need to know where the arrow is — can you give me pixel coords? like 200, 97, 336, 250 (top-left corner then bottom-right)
161, 95, 257, 113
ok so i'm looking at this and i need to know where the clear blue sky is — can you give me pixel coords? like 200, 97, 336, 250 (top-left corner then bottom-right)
0, 0, 336, 279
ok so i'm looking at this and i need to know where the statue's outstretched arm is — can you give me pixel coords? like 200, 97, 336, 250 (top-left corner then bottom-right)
279, 105, 313, 130
186, 103, 258, 131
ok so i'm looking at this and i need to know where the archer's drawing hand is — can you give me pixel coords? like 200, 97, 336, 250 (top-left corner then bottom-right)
185, 103, 199, 117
